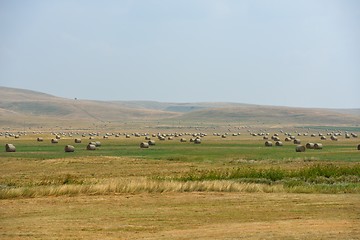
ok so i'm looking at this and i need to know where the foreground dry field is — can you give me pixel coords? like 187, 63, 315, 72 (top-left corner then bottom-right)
1, 192, 359, 240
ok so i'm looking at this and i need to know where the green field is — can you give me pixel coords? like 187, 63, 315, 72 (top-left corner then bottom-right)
1, 132, 359, 197
1, 131, 360, 239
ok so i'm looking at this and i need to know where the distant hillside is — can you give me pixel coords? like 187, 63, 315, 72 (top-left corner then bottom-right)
178, 106, 360, 125
0, 87, 180, 128
0, 86, 359, 129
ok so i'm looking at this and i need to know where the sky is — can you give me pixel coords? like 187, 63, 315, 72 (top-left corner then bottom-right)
0, 0, 359, 108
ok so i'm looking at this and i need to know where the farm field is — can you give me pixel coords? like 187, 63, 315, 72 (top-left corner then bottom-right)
1, 129, 360, 239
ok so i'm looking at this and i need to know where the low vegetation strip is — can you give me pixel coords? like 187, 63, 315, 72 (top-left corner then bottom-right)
0, 178, 284, 199
176, 164, 360, 184
1, 164, 360, 199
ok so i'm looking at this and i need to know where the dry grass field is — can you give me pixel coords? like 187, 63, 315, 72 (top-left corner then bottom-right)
1, 193, 359, 240
0, 129, 359, 239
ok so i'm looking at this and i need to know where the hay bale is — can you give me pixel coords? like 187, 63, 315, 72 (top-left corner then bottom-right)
86, 144, 96, 150
37, 137, 44, 142
5, 143, 16, 152
51, 139, 58, 144
358, 144, 360, 150
265, 141, 273, 147
285, 137, 291, 142
273, 136, 280, 141
293, 139, 301, 144
295, 145, 306, 152
331, 136, 338, 141
194, 138, 201, 144
55, 135, 61, 139
148, 140, 156, 146
64, 145, 75, 152
275, 141, 283, 146
314, 143, 323, 150
321, 136, 327, 140
74, 138, 82, 143
95, 141, 101, 147
306, 143, 314, 149
180, 138, 187, 142
145, 136, 151, 140
140, 142, 149, 148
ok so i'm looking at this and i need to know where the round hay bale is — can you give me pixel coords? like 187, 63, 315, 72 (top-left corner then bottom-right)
95, 141, 101, 147
140, 142, 149, 148
37, 137, 44, 142
293, 139, 301, 144
55, 135, 61, 140
222, 135, 227, 138
74, 138, 82, 143
194, 138, 201, 144
321, 136, 327, 140
271, 136, 280, 141
180, 138, 187, 142
14, 135, 20, 139
126, 135, 131, 138
168, 137, 173, 140
275, 141, 283, 146
86, 144, 96, 150
358, 144, 360, 150
145, 136, 151, 140
285, 137, 291, 142
314, 143, 323, 150
331, 136, 338, 141
5, 143, 16, 152
263, 136, 269, 140
51, 139, 58, 144
306, 143, 314, 149
148, 140, 156, 146
295, 145, 306, 152
265, 141, 273, 147
64, 145, 75, 152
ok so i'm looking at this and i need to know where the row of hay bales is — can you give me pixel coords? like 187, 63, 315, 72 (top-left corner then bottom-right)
4, 134, 205, 153
140, 137, 202, 148
4, 142, 101, 152
244, 130, 358, 142
295, 143, 323, 152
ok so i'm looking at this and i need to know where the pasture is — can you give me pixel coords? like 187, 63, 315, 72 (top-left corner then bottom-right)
1, 129, 360, 239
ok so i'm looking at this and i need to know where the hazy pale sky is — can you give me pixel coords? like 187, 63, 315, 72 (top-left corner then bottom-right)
0, 0, 359, 108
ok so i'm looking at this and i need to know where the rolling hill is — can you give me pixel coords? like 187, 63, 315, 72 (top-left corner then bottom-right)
0, 86, 359, 129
